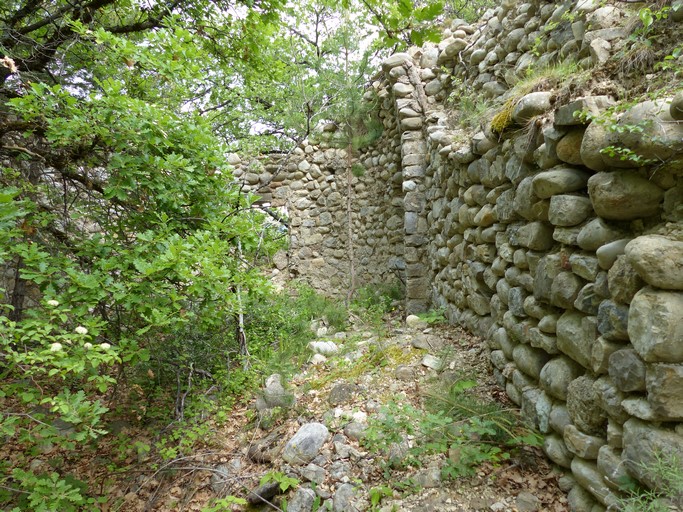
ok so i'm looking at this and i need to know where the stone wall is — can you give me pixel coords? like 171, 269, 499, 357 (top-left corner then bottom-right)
239, 1, 683, 509
231, 122, 405, 298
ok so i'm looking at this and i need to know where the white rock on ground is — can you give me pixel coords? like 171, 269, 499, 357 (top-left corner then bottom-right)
282, 423, 330, 465
309, 341, 339, 355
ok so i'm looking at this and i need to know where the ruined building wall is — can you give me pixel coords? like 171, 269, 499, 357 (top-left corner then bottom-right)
231, 116, 405, 298
239, 1, 683, 509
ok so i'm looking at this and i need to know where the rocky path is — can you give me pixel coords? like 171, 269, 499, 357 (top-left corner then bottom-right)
187, 318, 570, 512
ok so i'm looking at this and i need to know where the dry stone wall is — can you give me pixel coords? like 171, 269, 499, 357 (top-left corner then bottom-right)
238, 1, 683, 509
231, 121, 405, 297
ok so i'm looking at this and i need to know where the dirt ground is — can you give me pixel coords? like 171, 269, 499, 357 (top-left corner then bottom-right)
78, 320, 570, 512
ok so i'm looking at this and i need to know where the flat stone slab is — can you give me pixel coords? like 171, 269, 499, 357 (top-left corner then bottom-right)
555, 96, 615, 126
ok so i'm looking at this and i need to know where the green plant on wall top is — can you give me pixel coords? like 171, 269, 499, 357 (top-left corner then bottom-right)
632, 5, 671, 41
487, 62, 585, 137
619, 4, 675, 76
656, 45, 683, 76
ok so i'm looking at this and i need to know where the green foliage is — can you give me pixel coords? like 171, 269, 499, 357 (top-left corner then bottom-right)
600, 145, 656, 166
656, 45, 683, 75
350, 282, 403, 336
619, 4, 683, 77
575, 102, 658, 166
0, 3, 288, 507
291, 284, 349, 333
244, 284, 348, 373
442, 0, 496, 22
417, 309, 446, 325
618, 451, 683, 512
530, 36, 544, 57
0, 300, 118, 470
618, 4, 673, 76
307, 339, 416, 395
363, 378, 541, 478
483, 62, 584, 136
147, 285, 346, 456
201, 495, 248, 512
516, 61, 584, 92
560, 9, 580, 24
450, 88, 492, 130
632, 5, 671, 41
352, 282, 403, 313
346, 0, 445, 49
369, 484, 394, 510
352, 117, 385, 151
351, 163, 366, 177
155, 420, 214, 461
2, 470, 103, 512
260, 471, 300, 492
543, 20, 560, 34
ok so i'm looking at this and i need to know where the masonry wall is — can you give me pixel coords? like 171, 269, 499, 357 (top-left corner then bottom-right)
239, 1, 683, 509
231, 120, 405, 298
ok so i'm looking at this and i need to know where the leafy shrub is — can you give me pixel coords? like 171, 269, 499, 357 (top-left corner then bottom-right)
144, 285, 348, 461
2, 470, 103, 512
243, 284, 348, 372
0, 19, 279, 508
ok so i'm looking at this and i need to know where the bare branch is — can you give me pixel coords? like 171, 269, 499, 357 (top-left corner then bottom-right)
0, 144, 45, 159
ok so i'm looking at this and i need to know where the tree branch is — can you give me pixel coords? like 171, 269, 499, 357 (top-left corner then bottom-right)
0, 144, 45, 159
287, 26, 319, 49
359, 0, 397, 42
4, 0, 45, 29
104, 0, 184, 34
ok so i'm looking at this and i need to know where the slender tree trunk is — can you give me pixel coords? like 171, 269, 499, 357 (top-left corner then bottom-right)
235, 238, 250, 367
342, 21, 357, 306
9, 257, 26, 321
345, 144, 356, 306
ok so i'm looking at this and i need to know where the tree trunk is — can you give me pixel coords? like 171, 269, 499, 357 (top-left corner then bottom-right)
345, 144, 356, 306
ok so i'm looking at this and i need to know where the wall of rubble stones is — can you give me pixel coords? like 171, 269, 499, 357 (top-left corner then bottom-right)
237, 1, 683, 509
230, 123, 406, 298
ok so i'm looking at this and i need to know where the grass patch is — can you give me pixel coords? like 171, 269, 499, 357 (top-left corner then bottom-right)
350, 281, 404, 337
454, 93, 493, 130
619, 451, 683, 512
485, 61, 588, 137
362, 376, 542, 478
245, 283, 348, 375
423, 377, 519, 439
417, 309, 446, 325
513, 61, 585, 96
306, 340, 421, 391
